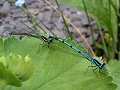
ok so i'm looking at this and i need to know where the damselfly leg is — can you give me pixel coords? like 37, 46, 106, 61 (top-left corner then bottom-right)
87, 63, 97, 72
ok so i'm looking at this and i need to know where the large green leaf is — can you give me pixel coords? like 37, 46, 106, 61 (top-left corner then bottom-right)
0, 37, 117, 90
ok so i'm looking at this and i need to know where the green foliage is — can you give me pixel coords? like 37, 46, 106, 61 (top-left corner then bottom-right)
0, 49, 34, 87
7, 54, 34, 81
0, 62, 21, 87
0, 37, 119, 90
108, 60, 120, 90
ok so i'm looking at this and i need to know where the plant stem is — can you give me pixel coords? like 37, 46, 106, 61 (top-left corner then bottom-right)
54, 0, 73, 39
117, 0, 120, 60
99, 28, 109, 60
108, 0, 114, 59
82, 0, 95, 45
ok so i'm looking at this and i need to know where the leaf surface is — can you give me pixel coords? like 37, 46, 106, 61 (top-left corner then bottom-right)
0, 37, 116, 90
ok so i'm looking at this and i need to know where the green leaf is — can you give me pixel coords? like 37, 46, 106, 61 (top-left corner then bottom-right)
7, 54, 34, 82
0, 37, 116, 90
0, 62, 21, 87
108, 61, 120, 90
0, 38, 4, 55
0, 52, 34, 87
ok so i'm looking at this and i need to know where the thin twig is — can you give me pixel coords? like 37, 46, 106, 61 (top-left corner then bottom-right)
82, 0, 95, 44
54, 0, 72, 39
99, 28, 109, 59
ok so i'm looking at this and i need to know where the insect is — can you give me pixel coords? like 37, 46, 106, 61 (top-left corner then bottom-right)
46, 36, 106, 70
14, 0, 106, 71
10, 29, 105, 70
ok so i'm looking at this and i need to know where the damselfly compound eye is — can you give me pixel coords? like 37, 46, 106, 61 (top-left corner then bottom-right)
15, 0, 25, 7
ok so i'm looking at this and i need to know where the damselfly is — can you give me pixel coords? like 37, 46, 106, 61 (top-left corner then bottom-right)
46, 36, 106, 70
14, 0, 106, 70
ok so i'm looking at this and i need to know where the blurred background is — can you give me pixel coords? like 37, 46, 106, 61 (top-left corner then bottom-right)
0, 0, 119, 61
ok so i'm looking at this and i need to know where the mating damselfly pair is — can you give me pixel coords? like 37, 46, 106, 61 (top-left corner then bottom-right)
11, 0, 106, 71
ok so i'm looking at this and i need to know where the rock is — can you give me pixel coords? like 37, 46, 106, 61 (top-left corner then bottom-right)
56, 21, 64, 30
0, 1, 10, 16
72, 21, 82, 28
0, 19, 2, 26
63, 9, 71, 17
29, 8, 39, 15
0, 0, 100, 46
0, 24, 14, 37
